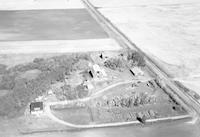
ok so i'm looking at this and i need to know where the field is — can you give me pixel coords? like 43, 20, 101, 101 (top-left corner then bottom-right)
0, 90, 9, 97
0, 9, 108, 41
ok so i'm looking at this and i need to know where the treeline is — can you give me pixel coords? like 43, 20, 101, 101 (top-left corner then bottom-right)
103, 50, 145, 70
55, 84, 89, 101
0, 53, 90, 118
96, 92, 156, 109
126, 50, 145, 67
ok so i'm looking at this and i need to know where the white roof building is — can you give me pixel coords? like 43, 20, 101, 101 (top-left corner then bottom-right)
130, 67, 144, 76
83, 80, 94, 90
93, 64, 107, 77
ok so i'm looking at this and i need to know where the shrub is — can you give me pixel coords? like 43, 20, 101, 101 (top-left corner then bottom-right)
61, 84, 77, 100
0, 74, 16, 90
127, 51, 145, 67
0, 64, 7, 74
76, 85, 88, 98
104, 58, 125, 70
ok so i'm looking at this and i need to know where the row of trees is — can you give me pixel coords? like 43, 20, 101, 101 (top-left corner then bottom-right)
97, 104, 158, 123
96, 92, 156, 109
103, 50, 145, 71
55, 84, 89, 101
0, 64, 7, 74
104, 58, 125, 71
126, 50, 146, 67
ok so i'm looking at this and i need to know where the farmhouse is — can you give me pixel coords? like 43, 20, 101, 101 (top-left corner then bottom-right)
30, 102, 44, 114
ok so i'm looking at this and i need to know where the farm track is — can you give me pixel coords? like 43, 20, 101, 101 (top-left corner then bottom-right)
47, 80, 134, 106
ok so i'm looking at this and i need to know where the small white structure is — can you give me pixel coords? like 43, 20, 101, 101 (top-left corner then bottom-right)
88, 62, 93, 67
35, 96, 43, 101
83, 80, 94, 90
130, 67, 144, 76
93, 64, 107, 77
48, 89, 53, 95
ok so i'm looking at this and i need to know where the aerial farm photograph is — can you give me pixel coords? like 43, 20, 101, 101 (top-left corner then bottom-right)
0, 0, 200, 137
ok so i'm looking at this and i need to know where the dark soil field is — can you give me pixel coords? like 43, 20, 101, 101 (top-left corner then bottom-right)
0, 9, 108, 41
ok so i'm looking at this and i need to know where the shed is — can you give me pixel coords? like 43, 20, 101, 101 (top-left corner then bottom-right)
88, 70, 94, 78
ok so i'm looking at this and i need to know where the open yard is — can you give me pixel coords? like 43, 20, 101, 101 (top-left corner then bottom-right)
52, 106, 93, 125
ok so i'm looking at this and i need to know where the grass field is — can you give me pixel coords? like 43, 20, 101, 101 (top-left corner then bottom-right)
0, 90, 10, 97
0, 9, 108, 41
52, 107, 92, 125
